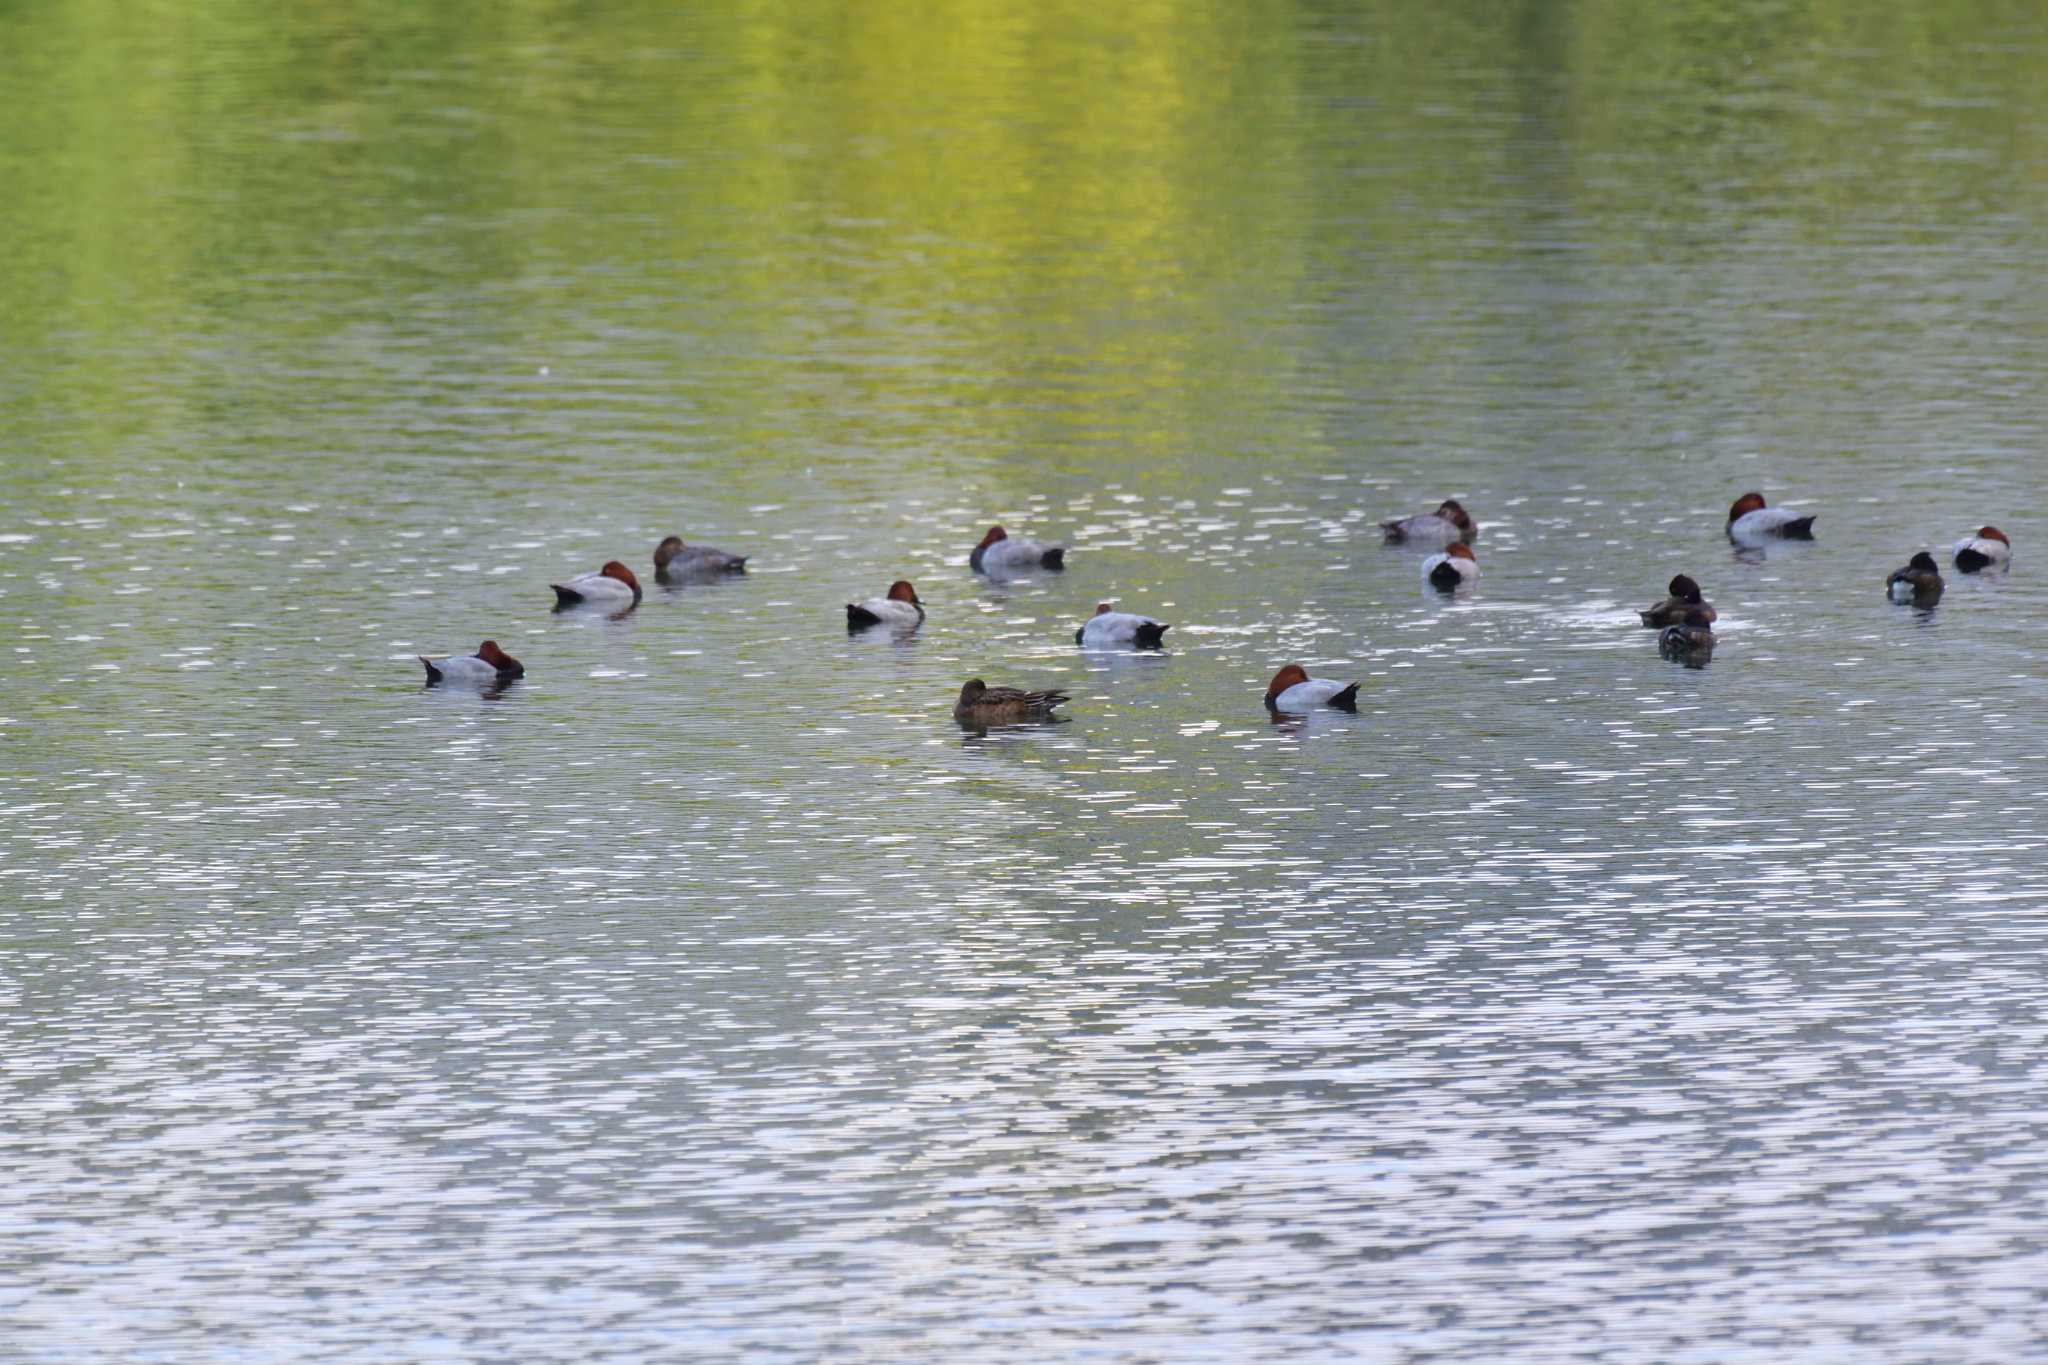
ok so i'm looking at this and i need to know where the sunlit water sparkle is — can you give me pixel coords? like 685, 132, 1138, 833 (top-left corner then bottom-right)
5, 0, 2048, 1359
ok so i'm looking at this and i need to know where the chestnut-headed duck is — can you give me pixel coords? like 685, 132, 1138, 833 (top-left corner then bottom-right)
970, 525, 1065, 575
846, 580, 924, 630
1264, 664, 1359, 713
1075, 603, 1169, 649
653, 535, 747, 583
1727, 492, 1816, 543
1381, 499, 1478, 545
1657, 605, 1717, 664
1953, 526, 2011, 574
1421, 542, 1479, 591
551, 561, 642, 609
1888, 552, 1945, 606
421, 640, 524, 687
954, 678, 1069, 723
1640, 573, 1717, 628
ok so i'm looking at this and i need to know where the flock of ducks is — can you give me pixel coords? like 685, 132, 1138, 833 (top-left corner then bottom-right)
1636, 496, 2010, 668
419, 494, 2015, 724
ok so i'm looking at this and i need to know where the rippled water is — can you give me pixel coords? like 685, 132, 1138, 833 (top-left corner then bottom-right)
5, 0, 2048, 1358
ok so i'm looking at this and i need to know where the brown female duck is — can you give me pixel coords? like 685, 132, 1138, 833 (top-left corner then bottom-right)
1886, 552, 1945, 607
1640, 574, 1716, 628
653, 534, 748, 583
954, 678, 1070, 723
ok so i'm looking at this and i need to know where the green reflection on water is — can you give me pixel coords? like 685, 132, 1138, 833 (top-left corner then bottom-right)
0, 0, 2039, 497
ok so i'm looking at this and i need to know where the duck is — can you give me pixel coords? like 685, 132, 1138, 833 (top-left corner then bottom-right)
1075, 603, 1169, 649
970, 525, 1066, 575
1264, 664, 1359, 713
653, 534, 747, 583
420, 640, 524, 687
1887, 551, 1945, 606
1381, 499, 1478, 545
1953, 526, 2011, 574
1657, 605, 1717, 664
1639, 574, 1716, 628
1726, 491, 1816, 543
846, 580, 924, 630
1421, 542, 1479, 591
954, 678, 1070, 723
550, 560, 642, 609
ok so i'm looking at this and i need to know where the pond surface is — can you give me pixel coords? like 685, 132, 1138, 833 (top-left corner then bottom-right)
4, 0, 2048, 1358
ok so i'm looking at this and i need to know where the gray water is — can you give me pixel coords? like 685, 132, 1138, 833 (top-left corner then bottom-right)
5, 0, 2048, 1359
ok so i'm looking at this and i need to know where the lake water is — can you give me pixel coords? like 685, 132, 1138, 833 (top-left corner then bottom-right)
5, 1, 2048, 1358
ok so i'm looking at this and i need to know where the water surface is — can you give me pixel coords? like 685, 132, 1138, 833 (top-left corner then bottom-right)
4, 0, 2048, 1358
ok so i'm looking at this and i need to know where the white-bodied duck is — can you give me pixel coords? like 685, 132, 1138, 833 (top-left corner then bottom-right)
420, 640, 524, 688
1381, 498, 1478, 545
1953, 526, 2011, 574
1421, 542, 1479, 591
1263, 664, 1359, 713
846, 580, 925, 630
1075, 603, 1169, 649
1727, 491, 1816, 543
551, 561, 642, 610
970, 525, 1065, 575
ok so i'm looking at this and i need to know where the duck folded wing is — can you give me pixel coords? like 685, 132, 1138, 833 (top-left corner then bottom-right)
978, 686, 1069, 709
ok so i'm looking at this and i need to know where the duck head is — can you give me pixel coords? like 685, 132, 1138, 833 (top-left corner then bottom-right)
600, 561, 643, 601
476, 640, 524, 678
958, 678, 988, 706
1728, 491, 1767, 523
1976, 526, 2010, 546
1668, 573, 1704, 602
1436, 499, 1474, 533
1909, 551, 1940, 573
975, 526, 1009, 550
1445, 542, 1477, 564
653, 535, 688, 570
1264, 664, 1309, 704
887, 580, 921, 606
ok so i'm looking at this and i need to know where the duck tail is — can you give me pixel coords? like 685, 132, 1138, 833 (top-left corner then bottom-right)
1429, 562, 1463, 592
1074, 627, 1086, 646
726, 557, 748, 574
550, 584, 582, 608
1330, 683, 1360, 712
1040, 547, 1066, 570
420, 657, 443, 684
1955, 546, 1992, 574
1135, 622, 1170, 649
846, 603, 881, 628
1380, 520, 1406, 541
1782, 516, 1817, 540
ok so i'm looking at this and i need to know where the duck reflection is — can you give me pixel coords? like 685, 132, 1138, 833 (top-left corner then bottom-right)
1657, 606, 1717, 669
